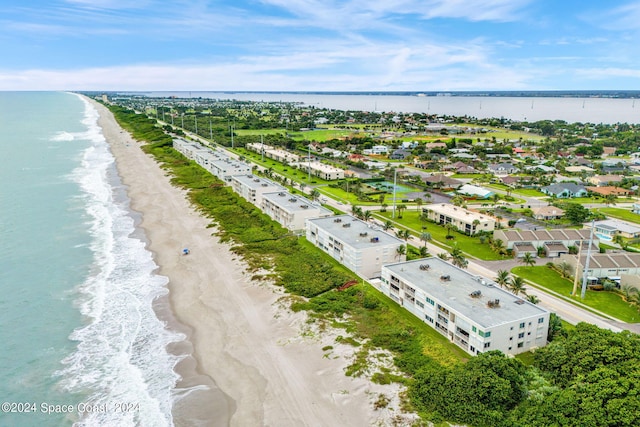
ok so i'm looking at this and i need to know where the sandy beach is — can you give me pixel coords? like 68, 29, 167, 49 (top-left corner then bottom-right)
89, 99, 412, 426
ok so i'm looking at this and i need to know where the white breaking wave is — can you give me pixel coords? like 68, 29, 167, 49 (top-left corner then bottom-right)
58, 96, 183, 427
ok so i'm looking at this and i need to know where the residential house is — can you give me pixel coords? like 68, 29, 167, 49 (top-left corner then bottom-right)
246, 143, 301, 164
457, 184, 495, 200
586, 219, 640, 241
588, 175, 625, 186
586, 186, 631, 197
363, 145, 389, 155
423, 174, 463, 190
488, 163, 518, 175
305, 214, 405, 279
531, 206, 565, 221
389, 149, 413, 160
377, 258, 549, 356
541, 183, 588, 199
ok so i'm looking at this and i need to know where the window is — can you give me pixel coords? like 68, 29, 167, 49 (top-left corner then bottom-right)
508, 346, 512, 351
472, 326, 477, 333
519, 322, 525, 328
518, 332, 525, 339
416, 301, 424, 309
478, 330, 485, 337
527, 332, 531, 336
484, 342, 491, 349
485, 331, 491, 338
426, 297, 435, 305
538, 317, 545, 324
517, 342, 524, 348
425, 314, 434, 323
509, 337, 513, 341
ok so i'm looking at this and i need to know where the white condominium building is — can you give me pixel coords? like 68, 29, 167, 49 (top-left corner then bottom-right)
378, 258, 549, 356
305, 214, 406, 279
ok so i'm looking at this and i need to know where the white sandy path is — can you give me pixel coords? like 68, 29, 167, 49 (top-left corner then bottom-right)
90, 99, 402, 427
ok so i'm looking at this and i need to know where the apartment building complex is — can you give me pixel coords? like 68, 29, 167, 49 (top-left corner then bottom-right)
378, 258, 549, 356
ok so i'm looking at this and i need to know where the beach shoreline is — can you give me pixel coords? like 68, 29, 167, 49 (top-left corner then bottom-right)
89, 98, 411, 426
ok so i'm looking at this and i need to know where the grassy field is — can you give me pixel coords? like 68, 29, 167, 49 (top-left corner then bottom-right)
374, 210, 507, 260
484, 183, 546, 198
597, 207, 640, 224
512, 266, 640, 323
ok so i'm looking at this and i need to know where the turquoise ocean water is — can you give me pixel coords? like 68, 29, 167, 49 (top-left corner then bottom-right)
0, 92, 181, 426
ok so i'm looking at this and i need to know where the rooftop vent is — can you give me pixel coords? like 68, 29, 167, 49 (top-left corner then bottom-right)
487, 299, 500, 308
370, 237, 379, 243
343, 223, 351, 228
470, 290, 482, 298
254, 179, 260, 182
440, 275, 451, 282
300, 205, 309, 209
334, 218, 342, 223
359, 232, 368, 237
278, 192, 286, 196
261, 183, 268, 187
419, 264, 430, 271
514, 299, 525, 305
289, 198, 297, 202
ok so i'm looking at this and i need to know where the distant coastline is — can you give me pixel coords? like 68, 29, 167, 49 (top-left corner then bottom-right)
101, 90, 640, 99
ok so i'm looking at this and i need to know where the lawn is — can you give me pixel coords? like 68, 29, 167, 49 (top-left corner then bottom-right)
374, 210, 507, 260
597, 207, 640, 224
512, 266, 640, 323
234, 147, 334, 186
484, 183, 546, 198
316, 185, 380, 206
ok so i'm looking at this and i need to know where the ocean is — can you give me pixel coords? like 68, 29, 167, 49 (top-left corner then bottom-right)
0, 92, 181, 426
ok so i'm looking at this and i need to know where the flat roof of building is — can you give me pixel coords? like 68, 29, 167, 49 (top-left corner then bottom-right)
307, 214, 404, 249
262, 191, 332, 215
231, 174, 285, 191
425, 203, 493, 223
384, 258, 548, 328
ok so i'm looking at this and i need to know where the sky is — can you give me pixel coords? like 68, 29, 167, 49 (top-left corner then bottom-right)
1, 0, 640, 91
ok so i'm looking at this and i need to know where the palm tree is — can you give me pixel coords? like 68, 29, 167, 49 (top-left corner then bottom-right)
526, 294, 540, 304
547, 313, 564, 342
362, 210, 373, 222
383, 220, 394, 231
557, 261, 572, 278
445, 223, 456, 240
396, 229, 411, 241
437, 252, 450, 261
415, 198, 423, 212
420, 232, 432, 247
419, 246, 429, 258
495, 270, 510, 289
310, 188, 320, 201
395, 244, 406, 260
508, 276, 527, 296
472, 219, 480, 235
521, 252, 537, 267
450, 246, 468, 269
397, 203, 407, 218
605, 193, 617, 206
613, 234, 626, 249
380, 202, 388, 212
451, 195, 465, 207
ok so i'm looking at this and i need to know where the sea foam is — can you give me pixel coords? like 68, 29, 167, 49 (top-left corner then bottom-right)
58, 97, 183, 426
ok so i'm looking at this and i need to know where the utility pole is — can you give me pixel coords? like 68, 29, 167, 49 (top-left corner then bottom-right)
571, 242, 583, 296
261, 135, 264, 162
308, 144, 311, 183
392, 168, 398, 219
580, 220, 596, 299
209, 117, 213, 140
194, 115, 198, 134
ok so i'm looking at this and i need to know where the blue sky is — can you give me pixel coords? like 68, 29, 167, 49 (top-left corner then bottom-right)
1, 0, 640, 91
